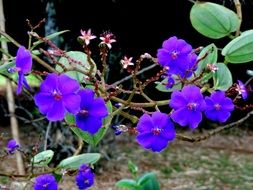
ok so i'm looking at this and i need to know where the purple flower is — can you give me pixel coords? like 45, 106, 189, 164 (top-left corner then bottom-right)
6, 139, 20, 154
157, 36, 197, 77
8, 46, 32, 95
34, 73, 81, 121
236, 80, 248, 100
166, 76, 175, 89
170, 85, 206, 129
136, 111, 176, 152
33, 174, 58, 190
76, 89, 108, 134
76, 164, 95, 190
205, 91, 234, 123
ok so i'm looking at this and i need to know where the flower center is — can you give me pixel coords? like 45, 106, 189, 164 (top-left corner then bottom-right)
52, 89, 62, 101
79, 109, 89, 116
84, 179, 90, 184
152, 127, 162, 135
42, 183, 49, 188
187, 102, 198, 111
214, 103, 221, 110
171, 51, 179, 60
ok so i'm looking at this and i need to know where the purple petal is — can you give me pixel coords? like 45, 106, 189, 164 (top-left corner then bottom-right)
15, 46, 32, 73
152, 111, 170, 128
157, 49, 172, 66
137, 114, 154, 133
211, 91, 225, 103
222, 98, 234, 111
16, 72, 24, 95
40, 73, 58, 92
171, 108, 190, 127
217, 110, 231, 123
88, 98, 108, 118
180, 43, 192, 55
162, 36, 178, 50
161, 122, 176, 140
79, 89, 95, 108
62, 94, 81, 114
169, 90, 187, 110
22, 76, 31, 90
205, 110, 218, 121
188, 111, 202, 129
46, 101, 65, 121
150, 136, 170, 152
182, 85, 203, 101
34, 93, 54, 114
136, 132, 154, 150
58, 74, 80, 94
76, 115, 102, 134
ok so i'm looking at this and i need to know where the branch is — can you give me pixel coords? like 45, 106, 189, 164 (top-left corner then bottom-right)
176, 109, 253, 142
234, 0, 242, 37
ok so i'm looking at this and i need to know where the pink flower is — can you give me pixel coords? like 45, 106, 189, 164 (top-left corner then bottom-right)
120, 56, 134, 69
79, 29, 96, 45
99, 32, 116, 49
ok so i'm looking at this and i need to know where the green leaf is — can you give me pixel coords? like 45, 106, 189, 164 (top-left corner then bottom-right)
196, 44, 218, 75
0, 36, 10, 43
222, 30, 253, 63
0, 61, 15, 75
139, 172, 160, 190
190, 2, 240, 39
32, 150, 54, 167
32, 30, 70, 49
213, 63, 233, 90
68, 101, 113, 146
26, 74, 42, 87
57, 153, 101, 170
155, 75, 182, 92
115, 179, 138, 189
128, 160, 138, 176
52, 172, 62, 182
56, 51, 96, 82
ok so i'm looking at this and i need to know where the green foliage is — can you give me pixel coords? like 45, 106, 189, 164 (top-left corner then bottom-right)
56, 51, 97, 82
196, 44, 218, 75
66, 101, 112, 146
190, 2, 239, 39
57, 153, 101, 170
32, 150, 54, 167
222, 30, 253, 63
155, 75, 182, 92
213, 63, 233, 91
116, 161, 160, 190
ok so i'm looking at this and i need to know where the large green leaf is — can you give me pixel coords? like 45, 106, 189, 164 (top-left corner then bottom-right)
57, 153, 101, 170
67, 100, 113, 146
155, 75, 182, 92
213, 63, 233, 90
138, 172, 160, 190
32, 150, 54, 167
115, 179, 138, 189
195, 43, 218, 75
190, 2, 240, 39
222, 30, 253, 63
56, 51, 97, 82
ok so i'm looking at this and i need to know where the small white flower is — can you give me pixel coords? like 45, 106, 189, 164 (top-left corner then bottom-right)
79, 29, 96, 45
120, 56, 134, 69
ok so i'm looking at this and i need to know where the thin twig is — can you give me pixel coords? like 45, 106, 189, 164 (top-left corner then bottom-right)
43, 121, 52, 151
234, 0, 242, 37
176, 109, 253, 142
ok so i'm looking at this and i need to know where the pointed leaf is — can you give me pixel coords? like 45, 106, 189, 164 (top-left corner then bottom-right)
213, 63, 233, 90
115, 179, 138, 189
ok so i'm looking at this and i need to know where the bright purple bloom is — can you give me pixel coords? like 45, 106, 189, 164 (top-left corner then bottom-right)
166, 76, 175, 89
8, 46, 32, 95
205, 91, 234, 123
76, 89, 108, 134
236, 80, 248, 100
76, 164, 95, 190
136, 111, 176, 152
157, 36, 197, 77
34, 73, 81, 121
33, 174, 58, 190
170, 85, 206, 129
6, 139, 20, 154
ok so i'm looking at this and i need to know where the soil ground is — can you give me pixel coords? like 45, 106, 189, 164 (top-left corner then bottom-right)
1, 120, 253, 190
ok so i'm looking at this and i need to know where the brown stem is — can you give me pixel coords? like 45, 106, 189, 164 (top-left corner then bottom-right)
234, 0, 242, 37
